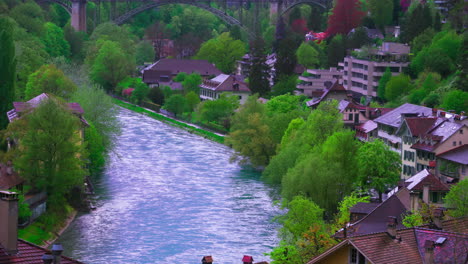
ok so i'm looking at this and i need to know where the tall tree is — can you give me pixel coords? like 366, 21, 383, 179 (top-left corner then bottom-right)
377, 67, 391, 100
274, 37, 297, 82
25, 64, 77, 100
248, 36, 270, 97
41, 22, 70, 58
327, 34, 346, 67
9, 99, 86, 207
0, 16, 16, 129
296, 42, 319, 69
401, 3, 433, 43
326, 0, 365, 36
385, 74, 414, 102
90, 40, 135, 92
368, 0, 394, 30
356, 139, 400, 202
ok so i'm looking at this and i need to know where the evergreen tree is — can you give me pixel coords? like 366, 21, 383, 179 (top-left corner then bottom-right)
401, 3, 433, 43
377, 68, 391, 100
327, 34, 346, 67
368, 0, 394, 30
0, 17, 16, 129
454, 32, 468, 92
274, 37, 297, 83
248, 37, 270, 96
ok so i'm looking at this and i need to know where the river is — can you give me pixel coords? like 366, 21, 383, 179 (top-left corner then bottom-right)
57, 108, 281, 264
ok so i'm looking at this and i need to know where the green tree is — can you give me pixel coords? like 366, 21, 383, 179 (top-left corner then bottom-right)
10, 99, 86, 207
385, 74, 413, 102
135, 40, 155, 65
444, 179, 468, 218
25, 64, 77, 100
197, 93, 239, 124
334, 192, 370, 229
347, 27, 371, 50
64, 23, 86, 62
377, 67, 391, 100
182, 73, 202, 94
271, 75, 298, 96
411, 28, 435, 55
327, 34, 346, 67
130, 83, 150, 105
148, 87, 165, 105
368, 0, 393, 30
356, 139, 400, 202
296, 42, 319, 69
84, 122, 106, 175
88, 22, 137, 57
454, 32, 468, 92
248, 37, 270, 97
41, 22, 70, 58
72, 84, 120, 149
441, 90, 468, 113
274, 37, 298, 81
401, 3, 433, 43
174, 72, 188, 82
9, 2, 45, 37
90, 40, 134, 92
163, 94, 187, 116
0, 16, 16, 129
227, 96, 275, 167
196, 32, 246, 73
185, 91, 200, 112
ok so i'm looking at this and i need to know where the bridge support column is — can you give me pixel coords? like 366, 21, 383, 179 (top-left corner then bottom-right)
270, 0, 283, 23
71, 0, 87, 32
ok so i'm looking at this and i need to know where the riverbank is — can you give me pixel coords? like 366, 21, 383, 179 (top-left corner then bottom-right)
18, 206, 77, 247
113, 98, 225, 144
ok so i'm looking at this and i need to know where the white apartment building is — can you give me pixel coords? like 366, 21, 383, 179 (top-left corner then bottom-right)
339, 42, 410, 98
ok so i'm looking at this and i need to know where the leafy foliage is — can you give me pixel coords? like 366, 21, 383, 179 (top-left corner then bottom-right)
296, 42, 319, 69
326, 0, 365, 36
441, 90, 468, 113
182, 73, 202, 94
41, 22, 70, 58
248, 37, 270, 97
163, 94, 187, 116
377, 68, 391, 100
25, 64, 77, 100
385, 74, 414, 102
196, 93, 239, 124
444, 179, 468, 218
0, 16, 16, 129
368, 0, 394, 29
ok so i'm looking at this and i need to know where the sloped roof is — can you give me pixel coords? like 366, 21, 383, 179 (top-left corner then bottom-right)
142, 58, 221, 76
374, 103, 432, 128
437, 144, 468, 165
8, 93, 85, 123
0, 164, 23, 190
306, 81, 347, 107
404, 117, 439, 136
349, 202, 380, 214
310, 227, 468, 264
0, 239, 83, 264
200, 74, 250, 92
356, 120, 378, 133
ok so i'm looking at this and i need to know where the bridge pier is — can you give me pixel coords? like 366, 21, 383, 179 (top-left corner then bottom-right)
71, 0, 87, 32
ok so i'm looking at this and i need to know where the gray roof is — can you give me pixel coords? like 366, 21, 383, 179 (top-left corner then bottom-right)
373, 103, 432, 128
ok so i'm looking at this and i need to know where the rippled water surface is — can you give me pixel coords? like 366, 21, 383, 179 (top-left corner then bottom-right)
57, 108, 281, 264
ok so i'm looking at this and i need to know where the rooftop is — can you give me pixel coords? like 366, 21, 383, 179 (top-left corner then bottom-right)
437, 144, 468, 165
142, 58, 222, 76
0, 239, 83, 264
374, 103, 432, 128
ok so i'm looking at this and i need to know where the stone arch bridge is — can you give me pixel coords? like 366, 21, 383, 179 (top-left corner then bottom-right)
36, 0, 330, 37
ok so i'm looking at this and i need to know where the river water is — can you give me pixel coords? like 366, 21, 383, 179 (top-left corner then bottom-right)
57, 108, 281, 264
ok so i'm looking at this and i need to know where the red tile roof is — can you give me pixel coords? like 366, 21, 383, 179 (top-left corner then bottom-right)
242, 255, 254, 262
405, 117, 438, 136
0, 164, 24, 190
410, 173, 450, 192
0, 240, 83, 264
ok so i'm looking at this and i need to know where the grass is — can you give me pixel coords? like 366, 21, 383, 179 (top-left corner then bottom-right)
18, 204, 74, 246
113, 98, 225, 144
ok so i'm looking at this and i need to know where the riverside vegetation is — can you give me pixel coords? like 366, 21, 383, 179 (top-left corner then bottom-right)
0, 0, 467, 261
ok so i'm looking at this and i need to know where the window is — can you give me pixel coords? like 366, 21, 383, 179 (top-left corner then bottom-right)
350, 248, 357, 263
453, 141, 456, 146
460, 129, 464, 134
460, 141, 462, 146
431, 192, 439, 203
349, 114, 353, 121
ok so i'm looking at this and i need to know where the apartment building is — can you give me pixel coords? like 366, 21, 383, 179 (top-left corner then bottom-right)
296, 68, 342, 97
339, 42, 410, 98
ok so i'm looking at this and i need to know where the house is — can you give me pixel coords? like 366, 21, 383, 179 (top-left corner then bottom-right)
141, 58, 222, 90
338, 99, 392, 128
0, 191, 83, 264
308, 223, 468, 264
388, 169, 450, 211
306, 81, 349, 108
355, 120, 378, 141
199, 74, 251, 104
338, 42, 410, 98
373, 103, 433, 152
436, 144, 468, 181
296, 67, 343, 97
349, 202, 380, 223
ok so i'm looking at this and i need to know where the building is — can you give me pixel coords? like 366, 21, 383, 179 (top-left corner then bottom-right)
0, 191, 83, 264
199, 74, 251, 104
436, 144, 468, 181
296, 68, 342, 97
373, 103, 433, 152
338, 99, 392, 129
309, 223, 468, 264
306, 81, 349, 108
339, 42, 410, 98
141, 58, 222, 90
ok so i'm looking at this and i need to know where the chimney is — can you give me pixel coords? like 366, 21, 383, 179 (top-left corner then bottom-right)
242, 255, 254, 264
440, 111, 446, 117
0, 191, 19, 255
202, 256, 213, 264
422, 184, 430, 204
42, 254, 53, 264
432, 108, 437, 117
51, 244, 63, 264
387, 216, 397, 238
433, 208, 444, 230
424, 240, 435, 264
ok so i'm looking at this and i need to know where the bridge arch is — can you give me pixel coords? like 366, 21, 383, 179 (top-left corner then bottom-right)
280, 0, 328, 16
36, 0, 72, 15
114, 0, 255, 38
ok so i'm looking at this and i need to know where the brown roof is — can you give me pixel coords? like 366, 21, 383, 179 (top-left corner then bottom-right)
142, 59, 221, 82
310, 227, 468, 264
410, 173, 450, 192
349, 202, 380, 214
0, 239, 83, 264
405, 117, 439, 136
306, 81, 347, 107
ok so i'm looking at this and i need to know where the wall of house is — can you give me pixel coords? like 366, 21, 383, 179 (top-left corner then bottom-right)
434, 126, 468, 155
401, 131, 417, 179
342, 108, 368, 126
316, 245, 350, 264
